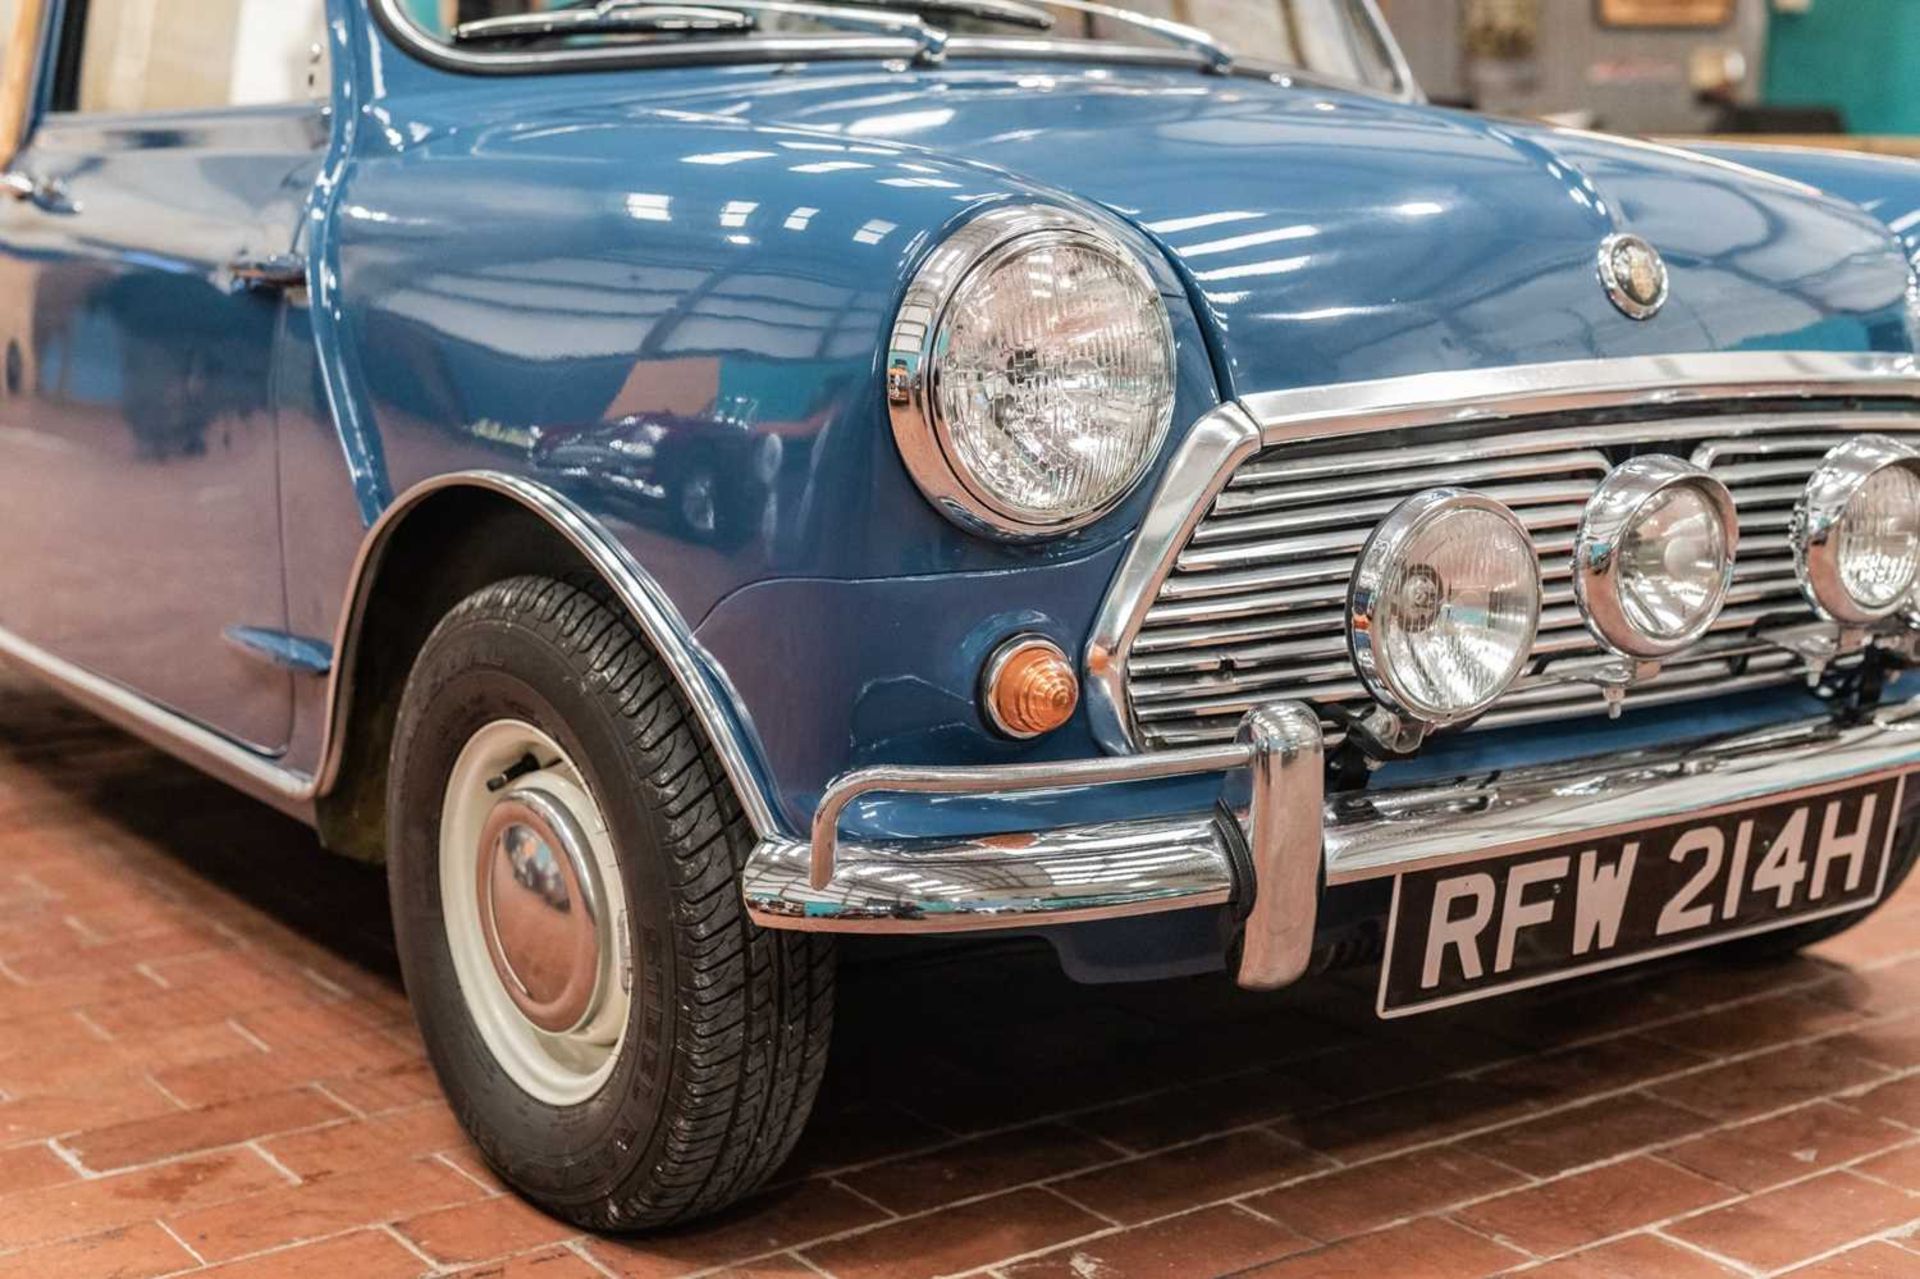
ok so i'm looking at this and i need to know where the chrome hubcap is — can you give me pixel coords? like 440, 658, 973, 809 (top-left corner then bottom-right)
441, 721, 630, 1105
476, 791, 603, 1035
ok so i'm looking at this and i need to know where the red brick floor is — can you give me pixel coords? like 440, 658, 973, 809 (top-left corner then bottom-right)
0, 675, 1918, 1278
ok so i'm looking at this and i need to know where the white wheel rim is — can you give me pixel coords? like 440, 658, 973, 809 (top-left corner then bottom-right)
440, 720, 631, 1106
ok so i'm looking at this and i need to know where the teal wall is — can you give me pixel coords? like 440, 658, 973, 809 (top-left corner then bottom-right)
1765, 0, 1920, 134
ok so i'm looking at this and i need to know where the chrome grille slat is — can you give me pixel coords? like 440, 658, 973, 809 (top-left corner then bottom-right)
1218, 455, 1606, 509
1127, 411, 1920, 750
1194, 479, 1598, 544
1175, 506, 1586, 574
1173, 530, 1579, 583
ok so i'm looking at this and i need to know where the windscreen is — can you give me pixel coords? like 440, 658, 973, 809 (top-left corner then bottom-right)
394, 0, 1406, 93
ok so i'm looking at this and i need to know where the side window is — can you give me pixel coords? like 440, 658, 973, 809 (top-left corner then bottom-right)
72, 0, 329, 115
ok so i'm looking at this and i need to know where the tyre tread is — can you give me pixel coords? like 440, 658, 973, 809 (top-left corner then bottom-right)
404, 574, 833, 1230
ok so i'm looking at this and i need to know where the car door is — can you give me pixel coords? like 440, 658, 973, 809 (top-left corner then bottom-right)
0, 0, 330, 753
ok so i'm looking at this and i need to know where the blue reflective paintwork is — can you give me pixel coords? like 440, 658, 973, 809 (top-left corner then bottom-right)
288, 4, 1920, 836
0, 97, 327, 753
1689, 142, 1920, 271
4, 1, 1920, 853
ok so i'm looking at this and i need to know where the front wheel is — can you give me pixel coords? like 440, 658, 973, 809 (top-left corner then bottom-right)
387, 575, 833, 1229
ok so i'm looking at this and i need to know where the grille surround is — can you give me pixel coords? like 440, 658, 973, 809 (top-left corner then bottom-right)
1083, 356, 1920, 756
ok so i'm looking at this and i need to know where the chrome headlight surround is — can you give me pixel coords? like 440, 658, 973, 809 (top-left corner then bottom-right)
1348, 488, 1543, 728
1792, 433, 1920, 625
1573, 455, 1738, 659
885, 205, 1178, 540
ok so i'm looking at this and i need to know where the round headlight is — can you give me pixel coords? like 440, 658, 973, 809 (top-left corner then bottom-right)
886, 207, 1176, 538
1792, 434, 1920, 624
1573, 455, 1737, 658
1348, 490, 1543, 726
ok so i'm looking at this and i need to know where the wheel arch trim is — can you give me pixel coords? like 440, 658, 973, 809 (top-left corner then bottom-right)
315, 471, 786, 838
0, 472, 786, 840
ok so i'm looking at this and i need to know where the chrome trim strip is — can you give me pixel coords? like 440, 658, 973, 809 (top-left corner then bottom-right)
1355, 0, 1420, 103
315, 472, 784, 839
222, 626, 335, 677
1237, 353, 1920, 450
750, 696, 1920, 953
1089, 353, 1920, 753
0, 626, 317, 823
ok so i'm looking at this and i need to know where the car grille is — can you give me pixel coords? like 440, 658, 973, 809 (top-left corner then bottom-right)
1126, 410, 1920, 751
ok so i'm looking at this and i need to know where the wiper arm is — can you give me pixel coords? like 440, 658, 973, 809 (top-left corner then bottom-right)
455, 3, 755, 40
462, 0, 951, 61
827, 0, 1052, 32
1041, 0, 1231, 72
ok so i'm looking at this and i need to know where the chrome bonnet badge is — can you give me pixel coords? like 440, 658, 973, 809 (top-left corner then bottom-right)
1598, 233, 1669, 320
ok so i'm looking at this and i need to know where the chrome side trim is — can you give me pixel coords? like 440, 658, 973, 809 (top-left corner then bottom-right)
1089, 352, 1920, 753
0, 626, 317, 823
222, 626, 335, 677
315, 472, 784, 839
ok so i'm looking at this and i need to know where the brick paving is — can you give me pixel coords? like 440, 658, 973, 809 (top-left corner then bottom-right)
0, 672, 1917, 1278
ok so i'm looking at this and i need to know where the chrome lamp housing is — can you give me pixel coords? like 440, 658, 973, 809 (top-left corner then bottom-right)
1791, 434, 1920, 626
1347, 488, 1543, 732
884, 205, 1178, 540
1573, 455, 1738, 659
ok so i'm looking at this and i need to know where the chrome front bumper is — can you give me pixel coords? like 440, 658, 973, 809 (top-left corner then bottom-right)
741, 699, 1920, 990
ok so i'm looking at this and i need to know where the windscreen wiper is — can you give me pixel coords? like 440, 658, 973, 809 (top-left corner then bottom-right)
536, 0, 1047, 30
455, 2, 755, 39
828, 0, 1052, 31
457, 0, 956, 58
458, 0, 1219, 70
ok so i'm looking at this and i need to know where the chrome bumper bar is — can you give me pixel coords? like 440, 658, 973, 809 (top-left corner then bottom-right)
741, 699, 1920, 989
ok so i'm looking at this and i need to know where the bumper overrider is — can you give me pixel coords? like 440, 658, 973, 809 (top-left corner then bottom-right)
742, 697, 1920, 989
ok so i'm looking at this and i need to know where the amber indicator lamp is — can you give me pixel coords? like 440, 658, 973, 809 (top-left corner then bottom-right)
983, 636, 1080, 739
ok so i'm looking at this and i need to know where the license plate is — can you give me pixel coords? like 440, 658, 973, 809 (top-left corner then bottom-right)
1377, 775, 1908, 1018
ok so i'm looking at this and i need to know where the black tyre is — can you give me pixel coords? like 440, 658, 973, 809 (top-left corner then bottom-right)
387, 574, 833, 1229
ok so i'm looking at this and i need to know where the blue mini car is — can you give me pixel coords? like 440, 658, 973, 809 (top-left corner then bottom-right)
2, 0, 1918, 1230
